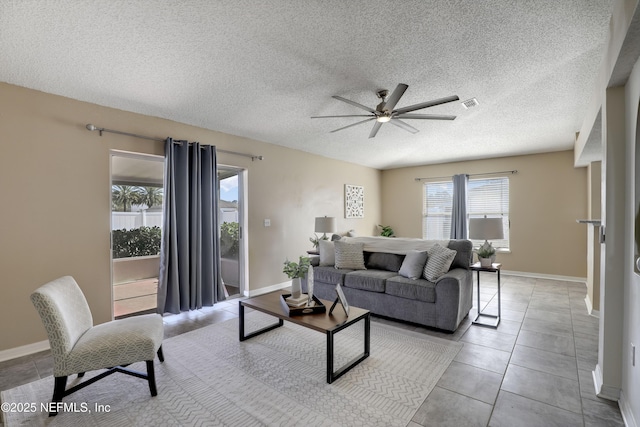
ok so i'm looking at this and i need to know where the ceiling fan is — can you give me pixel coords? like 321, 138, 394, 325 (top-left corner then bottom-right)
311, 83, 459, 138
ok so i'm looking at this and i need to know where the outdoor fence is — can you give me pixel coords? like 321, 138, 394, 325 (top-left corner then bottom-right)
112, 209, 237, 231
112, 211, 163, 230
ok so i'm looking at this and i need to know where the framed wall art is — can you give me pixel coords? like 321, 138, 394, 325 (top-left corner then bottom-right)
344, 184, 364, 218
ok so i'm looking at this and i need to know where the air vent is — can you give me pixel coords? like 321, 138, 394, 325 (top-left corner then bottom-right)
461, 98, 479, 109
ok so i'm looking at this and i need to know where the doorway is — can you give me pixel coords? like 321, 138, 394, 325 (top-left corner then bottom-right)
110, 151, 164, 319
218, 166, 246, 298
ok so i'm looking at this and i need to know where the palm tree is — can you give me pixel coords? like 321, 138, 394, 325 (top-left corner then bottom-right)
112, 185, 142, 212
138, 186, 163, 209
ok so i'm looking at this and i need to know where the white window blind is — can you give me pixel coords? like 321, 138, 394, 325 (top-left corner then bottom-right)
423, 177, 510, 249
468, 177, 509, 249
422, 181, 453, 240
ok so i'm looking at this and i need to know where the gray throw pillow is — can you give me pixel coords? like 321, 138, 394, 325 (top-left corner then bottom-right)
334, 240, 366, 270
423, 244, 457, 282
318, 240, 335, 266
398, 250, 429, 279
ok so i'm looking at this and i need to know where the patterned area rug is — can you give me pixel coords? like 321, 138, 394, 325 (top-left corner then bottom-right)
1, 311, 461, 426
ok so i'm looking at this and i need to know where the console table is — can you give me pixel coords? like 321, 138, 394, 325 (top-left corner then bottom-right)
471, 262, 501, 328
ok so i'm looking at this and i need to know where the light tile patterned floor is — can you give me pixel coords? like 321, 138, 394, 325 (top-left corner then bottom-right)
0, 275, 624, 426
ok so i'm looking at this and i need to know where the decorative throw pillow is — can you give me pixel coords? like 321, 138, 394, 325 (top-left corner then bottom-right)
318, 240, 336, 266
334, 240, 366, 270
398, 250, 429, 279
423, 244, 457, 282
367, 252, 405, 272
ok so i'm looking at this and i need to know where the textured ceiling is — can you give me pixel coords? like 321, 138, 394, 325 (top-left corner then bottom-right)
0, 1, 615, 169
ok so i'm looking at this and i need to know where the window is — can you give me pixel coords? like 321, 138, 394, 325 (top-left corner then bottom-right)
423, 181, 453, 240
423, 177, 510, 249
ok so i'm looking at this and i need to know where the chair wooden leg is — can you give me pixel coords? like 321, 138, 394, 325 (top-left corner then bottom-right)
50, 376, 67, 416
157, 345, 164, 363
146, 360, 157, 396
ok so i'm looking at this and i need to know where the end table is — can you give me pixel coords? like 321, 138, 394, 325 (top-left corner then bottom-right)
471, 262, 501, 328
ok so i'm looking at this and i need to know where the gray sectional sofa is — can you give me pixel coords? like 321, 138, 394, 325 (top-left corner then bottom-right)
302, 236, 473, 332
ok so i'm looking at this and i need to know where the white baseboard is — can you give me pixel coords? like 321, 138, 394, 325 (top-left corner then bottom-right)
593, 364, 621, 401
584, 295, 600, 318
244, 280, 291, 297
0, 340, 49, 363
619, 390, 638, 427
501, 270, 586, 283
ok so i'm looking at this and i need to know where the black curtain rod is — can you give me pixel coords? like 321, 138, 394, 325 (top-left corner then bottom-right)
414, 169, 517, 182
85, 124, 264, 161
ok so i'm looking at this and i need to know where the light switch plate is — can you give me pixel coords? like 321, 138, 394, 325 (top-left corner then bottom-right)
264, 219, 271, 227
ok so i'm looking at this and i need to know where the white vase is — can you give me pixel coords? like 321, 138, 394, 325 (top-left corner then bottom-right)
291, 277, 302, 298
479, 257, 492, 268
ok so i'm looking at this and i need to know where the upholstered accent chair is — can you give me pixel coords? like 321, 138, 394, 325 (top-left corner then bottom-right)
31, 276, 164, 416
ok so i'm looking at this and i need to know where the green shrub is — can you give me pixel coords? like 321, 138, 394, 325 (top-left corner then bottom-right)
112, 226, 162, 258
220, 222, 240, 258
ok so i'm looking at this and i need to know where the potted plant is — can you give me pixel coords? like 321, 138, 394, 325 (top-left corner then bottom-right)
283, 256, 311, 298
378, 224, 395, 237
476, 242, 496, 267
309, 234, 328, 249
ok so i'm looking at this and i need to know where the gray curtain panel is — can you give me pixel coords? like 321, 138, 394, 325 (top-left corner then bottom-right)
450, 174, 469, 239
157, 138, 225, 314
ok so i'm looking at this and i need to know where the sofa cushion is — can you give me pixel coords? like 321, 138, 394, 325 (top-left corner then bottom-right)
313, 266, 351, 285
448, 239, 473, 270
344, 270, 397, 293
398, 250, 429, 279
423, 244, 457, 281
334, 240, 366, 270
318, 240, 336, 266
386, 276, 437, 303
365, 252, 405, 272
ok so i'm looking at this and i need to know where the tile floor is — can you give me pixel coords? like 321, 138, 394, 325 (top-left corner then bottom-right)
0, 274, 625, 426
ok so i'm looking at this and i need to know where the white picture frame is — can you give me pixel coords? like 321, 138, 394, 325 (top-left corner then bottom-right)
344, 184, 364, 218
329, 283, 350, 316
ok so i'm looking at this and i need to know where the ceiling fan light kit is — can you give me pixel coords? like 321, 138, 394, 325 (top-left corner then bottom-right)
311, 83, 460, 138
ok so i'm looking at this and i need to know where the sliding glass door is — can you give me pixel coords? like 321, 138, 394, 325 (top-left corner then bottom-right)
218, 166, 246, 297
110, 151, 164, 318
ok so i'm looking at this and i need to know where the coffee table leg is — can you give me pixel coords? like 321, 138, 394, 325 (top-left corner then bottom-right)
326, 313, 371, 384
239, 301, 283, 342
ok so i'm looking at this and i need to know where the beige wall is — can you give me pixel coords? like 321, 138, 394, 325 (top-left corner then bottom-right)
0, 83, 381, 351
381, 151, 588, 277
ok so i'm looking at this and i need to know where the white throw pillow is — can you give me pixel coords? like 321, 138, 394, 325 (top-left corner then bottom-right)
318, 240, 335, 266
334, 240, 366, 270
423, 243, 457, 282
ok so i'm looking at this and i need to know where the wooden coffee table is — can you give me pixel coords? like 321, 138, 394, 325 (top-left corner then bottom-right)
239, 291, 370, 383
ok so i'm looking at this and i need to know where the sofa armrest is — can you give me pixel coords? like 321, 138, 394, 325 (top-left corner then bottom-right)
434, 268, 473, 331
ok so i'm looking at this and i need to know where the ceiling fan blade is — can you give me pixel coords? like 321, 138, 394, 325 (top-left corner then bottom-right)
369, 121, 383, 138
394, 95, 460, 114
394, 113, 456, 120
311, 114, 375, 119
383, 83, 408, 111
332, 95, 377, 113
330, 118, 376, 133
389, 119, 419, 134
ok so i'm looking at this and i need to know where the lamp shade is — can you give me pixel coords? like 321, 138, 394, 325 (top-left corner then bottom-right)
315, 216, 336, 234
468, 217, 504, 240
